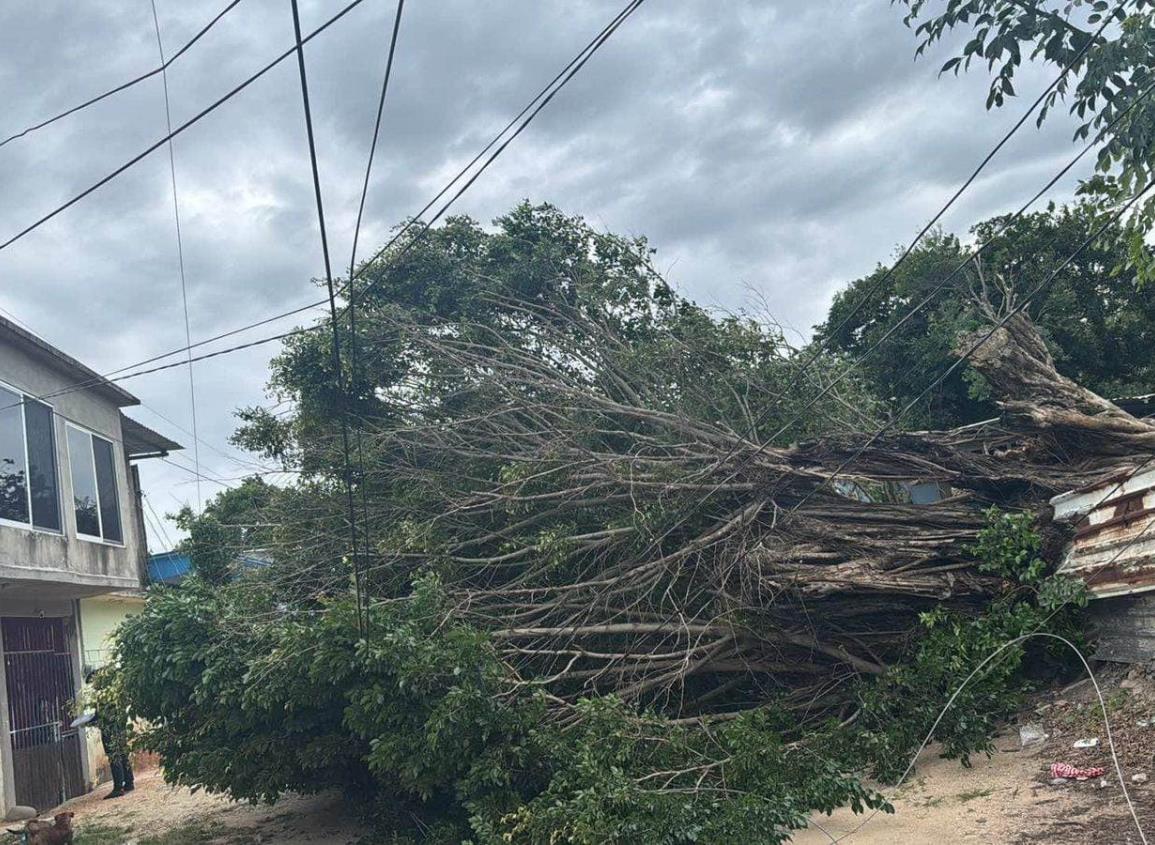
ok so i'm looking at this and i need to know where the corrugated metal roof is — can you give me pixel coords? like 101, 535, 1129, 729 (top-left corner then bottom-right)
121, 413, 182, 457
1051, 467, 1155, 599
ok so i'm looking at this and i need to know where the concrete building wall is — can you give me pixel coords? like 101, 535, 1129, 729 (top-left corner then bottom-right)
0, 335, 153, 812
79, 593, 144, 671
0, 335, 142, 594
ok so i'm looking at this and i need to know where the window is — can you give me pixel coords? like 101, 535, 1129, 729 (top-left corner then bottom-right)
66, 425, 122, 543
0, 384, 61, 532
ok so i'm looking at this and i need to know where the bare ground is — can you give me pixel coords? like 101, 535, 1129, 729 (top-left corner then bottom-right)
794, 665, 1155, 844
56, 766, 363, 844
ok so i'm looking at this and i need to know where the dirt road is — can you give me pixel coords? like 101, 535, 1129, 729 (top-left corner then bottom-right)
58, 766, 362, 844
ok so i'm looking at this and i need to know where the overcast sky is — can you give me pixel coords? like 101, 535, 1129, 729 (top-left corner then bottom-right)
0, 0, 1090, 548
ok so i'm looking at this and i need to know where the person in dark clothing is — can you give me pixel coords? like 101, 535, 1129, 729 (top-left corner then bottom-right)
100, 720, 134, 799
85, 667, 134, 799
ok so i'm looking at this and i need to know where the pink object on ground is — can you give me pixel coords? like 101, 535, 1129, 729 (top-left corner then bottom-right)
1050, 762, 1106, 780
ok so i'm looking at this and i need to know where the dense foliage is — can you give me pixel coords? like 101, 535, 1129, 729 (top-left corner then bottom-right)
118, 575, 891, 844
834, 508, 1088, 783
117, 507, 1083, 843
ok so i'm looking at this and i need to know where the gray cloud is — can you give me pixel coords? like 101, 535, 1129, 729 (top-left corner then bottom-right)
0, 0, 1095, 544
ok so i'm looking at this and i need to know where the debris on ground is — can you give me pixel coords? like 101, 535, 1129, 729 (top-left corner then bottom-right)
1020, 724, 1048, 748
1050, 762, 1106, 780
54, 765, 361, 845
800, 665, 1155, 842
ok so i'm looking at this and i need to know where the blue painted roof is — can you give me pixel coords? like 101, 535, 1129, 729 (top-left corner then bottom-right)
148, 550, 271, 584
148, 551, 191, 584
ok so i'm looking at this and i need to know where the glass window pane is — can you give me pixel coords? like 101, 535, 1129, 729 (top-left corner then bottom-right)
67, 427, 100, 537
92, 437, 122, 543
0, 386, 29, 524
24, 400, 60, 531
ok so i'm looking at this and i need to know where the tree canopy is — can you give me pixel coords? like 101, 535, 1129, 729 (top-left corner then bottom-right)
817, 202, 1155, 427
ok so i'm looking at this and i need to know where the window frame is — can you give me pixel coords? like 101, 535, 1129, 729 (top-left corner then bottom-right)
0, 378, 63, 536
64, 421, 125, 547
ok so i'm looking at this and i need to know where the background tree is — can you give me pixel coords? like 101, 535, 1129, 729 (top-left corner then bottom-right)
816, 203, 1155, 427
171, 477, 279, 584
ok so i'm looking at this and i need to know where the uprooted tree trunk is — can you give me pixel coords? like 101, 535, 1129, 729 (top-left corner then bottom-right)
960, 313, 1155, 454
348, 305, 1154, 721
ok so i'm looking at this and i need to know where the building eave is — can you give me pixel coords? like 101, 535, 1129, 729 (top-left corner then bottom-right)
0, 315, 138, 407
121, 414, 183, 459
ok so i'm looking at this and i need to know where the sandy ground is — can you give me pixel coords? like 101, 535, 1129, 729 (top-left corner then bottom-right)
60, 766, 363, 844
794, 671, 1155, 845
792, 734, 1075, 844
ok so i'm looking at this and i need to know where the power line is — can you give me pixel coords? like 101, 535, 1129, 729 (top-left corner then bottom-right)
564, 5, 1117, 585
149, 0, 203, 511
161, 455, 232, 488
109, 0, 646, 380
0, 0, 373, 254
695, 73, 1155, 506
133, 401, 279, 476
0, 0, 648, 416
347, 0, 406, 582
0, 0, 245, 150
349, 0, 406, 285
288, 0, 365, 635
340, 0, 647, 324
141, 492, 175, 551
728, 6, 1116, 450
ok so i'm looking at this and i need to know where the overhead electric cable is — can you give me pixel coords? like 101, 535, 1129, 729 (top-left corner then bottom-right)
149, 0, 203, 510
791, 177, 1155, 515
0, 0, 245, 149
553, 5, 1120, 587
0, 0, 647, 412
288, 0, 365, 635
724, 6, 1117, 448
105, 0, 646, 379
347, 0, 407, 578
0, 0, 373, 254
699, 72, 1155, 494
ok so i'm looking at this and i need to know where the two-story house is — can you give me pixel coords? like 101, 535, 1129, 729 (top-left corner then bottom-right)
0, 315, 178, 814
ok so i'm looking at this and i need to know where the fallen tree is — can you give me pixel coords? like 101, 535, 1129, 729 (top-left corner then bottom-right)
119, 204, 1155, 843
342, 294, 1152, 722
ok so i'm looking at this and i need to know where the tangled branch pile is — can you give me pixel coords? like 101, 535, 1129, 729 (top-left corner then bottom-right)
355, 298, 1152, 722
194, 207, 1152, 725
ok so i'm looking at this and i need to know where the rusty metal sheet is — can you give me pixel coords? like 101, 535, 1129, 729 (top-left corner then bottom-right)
1051, 467, 1155, 599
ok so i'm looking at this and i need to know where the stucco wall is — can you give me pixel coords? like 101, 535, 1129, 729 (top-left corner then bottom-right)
0, 336, 143, 593
79, 593, 144, 671
79, 593, 145, 787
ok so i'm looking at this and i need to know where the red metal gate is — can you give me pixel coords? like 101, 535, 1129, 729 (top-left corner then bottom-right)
2, 618, 85, 811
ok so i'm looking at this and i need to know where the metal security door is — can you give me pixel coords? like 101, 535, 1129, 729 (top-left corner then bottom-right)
2, 618, 85, 810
